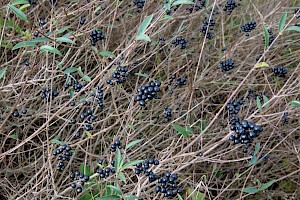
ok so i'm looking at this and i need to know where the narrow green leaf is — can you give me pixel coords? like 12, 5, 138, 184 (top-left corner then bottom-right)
125, 139, 144, 150
64, 67, 78, 74
95, 195, 121, 200
115, 149, 123, 171
9, 134, 18, 139
124, 195, 141, 200
0, 67, 7, 79
31, 37, 51, 43
254, 62, 270, 68
248, 156, 257, 166
40, 45, 62, 56
285, 26, 300, 32
19, 4, 30, 11
134, 72, 149, 78
56, 37, 76, 44
85, 131, 93, 139
77, 66, 84, 77
291, 100, 300, 108
83, 75, 91, 82
121, 160, 144, 170
137, 14, 153, 36
51, 19, 59, 27
8, 5, 27, 21
136, 33, 151, 42
242, 187, 259, 194
99, 50, 116, 58
57, 25, 72, 34
172, 124, 189, 138
106, 185, 122, 195
187, 188, 205, 200
262, 95, 270, 109
117, 171, 126, 184
172, 0, 195, 7
50, 134, 64, 145
278, 12, 287, 32
12, 41, 36, 50
260, 180, 276, 190
255, 142, 261, 155
11, 0, 29, 5
186, 126, 194, 134
262, 24, 269, 49
62, 32, 73, 38
94, 6, 103, 14
69, 89, 74, 97
177, 194, 184, 200
256, 96, 262, 112
160, 15, 174, 21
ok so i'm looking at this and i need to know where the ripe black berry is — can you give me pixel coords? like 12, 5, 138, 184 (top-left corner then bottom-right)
89, 29, 105, 46
219, 59, 235, 73
273, 66, 287, 77
171, 36, 188, 49
241, 19, 257, 34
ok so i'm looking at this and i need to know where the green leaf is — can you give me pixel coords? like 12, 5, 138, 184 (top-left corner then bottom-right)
136, 33, 151, 42
64, 67, 78, 74
115, 149, 123, 171
134, 72, 149, 78
186, 126, 194, 134
254, 142, 261, 154
262, 24, 269, 49
94, 6, 103, 14
125, 139, 144, 150
7, 5, 27, 21
56, 37, 76, 44
172, 124, 189, 138
278, 12, 287, 32
40, 45, 62, 56
263, 95, 270, 109
99, 50, 116, 58
121, 160, 144, 170
260, 180, 276, 190
291, 100, 300, 108
242, 187, 259, 194
95, 195, 121, 200
177, 194, 184, 200
285, 26, 300, 32
69, 89, 74, 97
172, 0, 195, 7
256, 96, 262, 112
11, 0, 29, 5
77, 66, 85, 77
106, 185, 122, 195
160, 15, 174, 21
117, 171, 126, 184
124, 195, 141, 200
254, 62, 270, 68
187, 188, 205, 200
163, 0, 172, 10
9, 134, 18, 139
85, 131, 93, 139
248, 156, 257, 166
83, 75, 91, 82
137, 14, 153, 36
19, 4, 30, 11
57, 25, 72, 34
30, 37, 51, 43
12, 41, 36, 50
0, 67, 7, 79
50, 134, 64, 145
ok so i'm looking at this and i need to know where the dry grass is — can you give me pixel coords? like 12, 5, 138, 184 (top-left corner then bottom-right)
0, 0, 300, 199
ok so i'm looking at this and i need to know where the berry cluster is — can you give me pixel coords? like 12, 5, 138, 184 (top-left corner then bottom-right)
40, 88, 59, 99
89, 29, 105, 46
79, 107, 96, 131
110, 139, 123, 152
106, 66, 129, 85
135, 81, 161, 106
164, 107, 172, 121
133, 0, 145, 12
95, 86, 104, 109
226, 99, 243, 115
96, 159, 116, 179
186, 0, 206, 13
219, 59, 235, 72
167, 75, 187, 95
273, 66, 287, 77
282, 112, 288, 124
228, 116, 263, 146
241, 19, 257, 35
12, 109, 27, 118
171, 37, 188, 49
64, 75, 85, 93
53, 144, 72, 171
200, 17, 216, 39
135, 157, 159, 182
155, 171, 184, 198
70, 171, 90, 194
223, 0, 240, 15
